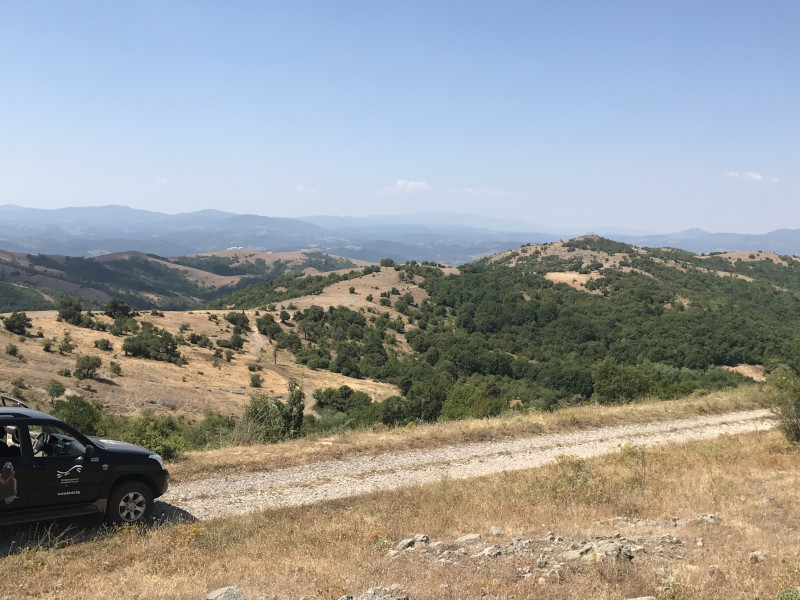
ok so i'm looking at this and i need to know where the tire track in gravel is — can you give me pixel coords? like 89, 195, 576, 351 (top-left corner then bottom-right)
161, 409, 772, 520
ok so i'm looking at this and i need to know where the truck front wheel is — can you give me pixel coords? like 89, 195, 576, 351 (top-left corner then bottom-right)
107, 481, 154, 525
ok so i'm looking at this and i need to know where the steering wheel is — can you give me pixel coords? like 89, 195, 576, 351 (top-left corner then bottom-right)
33, 432, 50, 454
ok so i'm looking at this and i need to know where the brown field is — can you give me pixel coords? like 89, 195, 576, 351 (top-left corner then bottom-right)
2, 425, 797, 600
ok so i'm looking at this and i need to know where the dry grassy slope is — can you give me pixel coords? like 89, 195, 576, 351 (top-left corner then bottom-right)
0, 306, 399, 419
492, 237, 787, 293
0, 264, 446, 417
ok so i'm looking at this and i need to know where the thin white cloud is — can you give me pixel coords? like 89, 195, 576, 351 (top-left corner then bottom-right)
724, 171, 764, 182
293, 184, 316, 195
385, 179, 430, 194
770, 177, 780, 183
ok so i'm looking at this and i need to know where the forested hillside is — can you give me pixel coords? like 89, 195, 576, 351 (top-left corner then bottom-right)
207, 236, 800, 423
0, 249, 359, 312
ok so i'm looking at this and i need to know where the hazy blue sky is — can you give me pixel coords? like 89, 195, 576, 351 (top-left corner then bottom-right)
1, 1, 797, 233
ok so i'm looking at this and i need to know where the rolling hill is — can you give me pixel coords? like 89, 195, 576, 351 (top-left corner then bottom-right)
3, 235, 799, 438
0, 249, 362, 312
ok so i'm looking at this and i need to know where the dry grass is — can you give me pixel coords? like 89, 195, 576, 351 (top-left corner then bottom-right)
2, 428, 798, 600
0, 308, 400, 418
168, 385, 767, 483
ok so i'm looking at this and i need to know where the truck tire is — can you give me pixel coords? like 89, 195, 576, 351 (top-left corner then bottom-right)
106, 481, 154, 525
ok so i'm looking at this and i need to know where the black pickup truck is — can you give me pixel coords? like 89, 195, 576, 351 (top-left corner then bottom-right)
0, 397, 169, 526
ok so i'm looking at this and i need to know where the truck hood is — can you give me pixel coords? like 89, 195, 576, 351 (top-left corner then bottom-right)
88, 436, 153, 456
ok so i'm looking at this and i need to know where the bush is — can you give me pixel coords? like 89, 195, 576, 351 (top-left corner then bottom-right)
51, 395, 102, 435
56, 296, 83, 326
74, 354, 102, 380
104, 298, 135, 319
237, 379, 304, 443
2, 312, 32, 335
5, 343, 19, 357
224, 312, 250, 330
122, 322, 183, 363
109, 361, 122, 377
118, 412, 184, 460
94, 338, 113, 351
768, 365, 800, 443
57, 368, 72, 377
58, 334, 76, 355
250, 373, 263, 388
109, 316, 139, 336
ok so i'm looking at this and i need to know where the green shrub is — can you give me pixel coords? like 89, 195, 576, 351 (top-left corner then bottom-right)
118, 412, 185, 460
237, 379, 304, 443
122, 322, 183, 363
94, 338, 112, 351
45, 379, 66, 402
74, 354, 102, 380
51, 395, 102, 435
768, 365, 800, 443
2, 312, 32, 335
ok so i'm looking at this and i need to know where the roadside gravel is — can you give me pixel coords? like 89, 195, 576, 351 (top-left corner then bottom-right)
161, 409, 772, 521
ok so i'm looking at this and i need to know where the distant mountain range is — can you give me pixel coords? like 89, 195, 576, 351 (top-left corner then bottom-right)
1, 204, 800, 263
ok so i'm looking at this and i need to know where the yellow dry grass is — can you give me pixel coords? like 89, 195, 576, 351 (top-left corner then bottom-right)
2, 427, 797, 600
168, 385, 766, 483
705, 251, 790, 267
722, 364, 767, 382
0, 308, 399, 418
543, 271, 598, 292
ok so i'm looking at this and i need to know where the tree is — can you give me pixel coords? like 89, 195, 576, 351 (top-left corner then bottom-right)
2, 312, 32, 335
279, 310, 290, 323
58, 333, 76, 355
56, 296, 83, 326
74, 354, 102, 380
51, 395, 102, 435
104, 298, 134, 319
224, 311, 250, 331
45, 379, 66, 404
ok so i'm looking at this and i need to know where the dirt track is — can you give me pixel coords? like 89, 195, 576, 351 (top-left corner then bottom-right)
162, 409, 773, 521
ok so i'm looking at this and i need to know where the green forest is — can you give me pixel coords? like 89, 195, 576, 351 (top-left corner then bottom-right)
207, 239, 800, 426
9, 236, 800, 435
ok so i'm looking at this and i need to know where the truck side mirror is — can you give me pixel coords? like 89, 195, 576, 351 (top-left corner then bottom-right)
85, 444, 95, 458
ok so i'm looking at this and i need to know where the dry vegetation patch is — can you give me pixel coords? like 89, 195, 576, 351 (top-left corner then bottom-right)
2, 429, 797, 600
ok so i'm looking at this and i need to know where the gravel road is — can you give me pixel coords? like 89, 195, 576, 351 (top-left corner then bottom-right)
161, 409, 772, 521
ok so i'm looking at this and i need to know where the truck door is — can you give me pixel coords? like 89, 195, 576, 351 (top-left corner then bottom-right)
0, 423, 29, 511
26, 423, 103, 507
